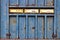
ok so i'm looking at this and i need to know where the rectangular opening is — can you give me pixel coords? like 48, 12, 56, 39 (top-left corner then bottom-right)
40, 9, 54, 14
9, 9, 23, 13
18, 16, 26, 38
24, 9, 39, 13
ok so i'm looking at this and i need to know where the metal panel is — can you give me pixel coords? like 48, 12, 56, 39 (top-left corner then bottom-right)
37, 0, 44, 6
9, 0, 18, 6
28, 16, 35, 38
57, 14, 60, 38
56, 0, 60, 14
1, 0, 8, 38
0, 1, 1, 38
19, 0, 26, 6
40, 9, 54, 13
29, 0, 36, 6
46, 16, 54, 38
56, 0, 60, 38
45, 0, 54, 6
37, 16, 44, 38
9, 16, 18, 38
19, 16, 26, 38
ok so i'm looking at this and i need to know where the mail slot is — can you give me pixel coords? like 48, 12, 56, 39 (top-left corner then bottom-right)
9, 9, 23, 13
24, 9, 39, 13
40, 9, 54, 13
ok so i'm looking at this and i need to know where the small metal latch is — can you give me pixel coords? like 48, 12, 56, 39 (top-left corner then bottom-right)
52, 33, 57, 39
32, 27, 35, 29
31, 4, 35, 6
24, 27, 26, 29
6, 33, 11, 36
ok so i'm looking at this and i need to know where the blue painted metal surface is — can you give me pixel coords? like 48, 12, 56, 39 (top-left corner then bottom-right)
10, 0, 18, 6
1, 0, 60, 39
46, 16, 54, 38
56, 0, 60, 38
37, 0, 44, 6
37, 16, 44, 38
28, 16, 35, 38
1, 0, 9, 38
9, 16, 18, 38
29, 0, 35, 6
45, 0, 54, 6
19, 16, 26, 38
19, 0, 26, 6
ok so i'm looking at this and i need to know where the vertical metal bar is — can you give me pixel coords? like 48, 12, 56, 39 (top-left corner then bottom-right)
36, 0, 37, 6
54, 0, 57, 37
0, 0, 1, 38
26, 15, 28, 38
17, 15, 19, 39
44, 0, 45, 6
45, 15, 47, 38
7, 0, 9, 38
16, 0, 19, 5
35, 15, 37, 38
9, 17, 10, 39
34, 0, 36, 6
18, 0, 20, 6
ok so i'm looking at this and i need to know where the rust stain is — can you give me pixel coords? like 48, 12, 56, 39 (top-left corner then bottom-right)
46, 1, 54, 6
11, 19, 16, 26
52, 33, 57, 39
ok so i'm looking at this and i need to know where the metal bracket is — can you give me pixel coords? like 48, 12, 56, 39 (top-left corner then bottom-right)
52, 33, 57, 39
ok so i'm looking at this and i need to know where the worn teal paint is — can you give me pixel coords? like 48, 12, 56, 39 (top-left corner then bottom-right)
28, 16, 35, 38
1, 0, 8, 38
45, 15, 47, 38
29, 0, 36, 6
46, 16, 54, 38
1, 0, 60, 39
54, 0, 57, 37
37, 16, 44, 38
57, 14, 60, 38
19, 16, 26, 38
10, 0, 18, 6
25, 15, 29, 38
35, 15, 38, 38
37, 0, 44, 6
19, 0, 26, 6
9, 16, 18, 38
0, 0, 1, 38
